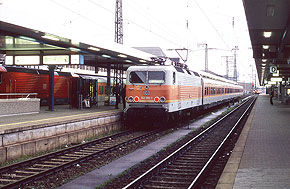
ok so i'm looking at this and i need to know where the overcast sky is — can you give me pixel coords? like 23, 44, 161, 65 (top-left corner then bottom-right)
0, 0, 256, 83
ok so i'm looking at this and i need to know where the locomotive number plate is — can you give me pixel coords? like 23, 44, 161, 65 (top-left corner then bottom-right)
143, 90, 150, 96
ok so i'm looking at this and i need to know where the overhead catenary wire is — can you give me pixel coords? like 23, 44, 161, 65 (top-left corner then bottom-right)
127, 1, 190, 46
49, 0, 112, 32
193, 0, 231, 49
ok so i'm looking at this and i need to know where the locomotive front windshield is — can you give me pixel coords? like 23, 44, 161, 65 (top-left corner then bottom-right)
130, 71, 165, 84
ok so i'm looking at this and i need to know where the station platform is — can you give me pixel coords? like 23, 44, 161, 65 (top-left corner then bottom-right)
0, 104, 123, 163
0, 104, 123, 132
216, 94, 290, 189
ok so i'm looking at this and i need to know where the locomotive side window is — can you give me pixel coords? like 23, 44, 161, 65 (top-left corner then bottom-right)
173, 72, 176, 84
0, 73, 2, 84
148, 71, 165, 84
193, 71, 200, 77
174, 67, 184, 73
130, 71, 146, 84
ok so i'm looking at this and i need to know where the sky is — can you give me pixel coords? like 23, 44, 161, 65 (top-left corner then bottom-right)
0, 0, 257, 83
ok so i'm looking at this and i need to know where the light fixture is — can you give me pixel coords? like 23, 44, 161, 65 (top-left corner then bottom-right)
262, 63, 266, 66
266, 5, 275, 16
263, 31, 272, 38
262, 59, 267, 62
41, 34, 60, 41
19, 36, 37, 42
262, 53, 265, 57
139, 60, 146, 63
102, 54, 111, 58
125, 60, 132, 63
69, 47, 80, 52
262, 45, 270, 49
118, 54, 127, 58
88, 46, 100, 51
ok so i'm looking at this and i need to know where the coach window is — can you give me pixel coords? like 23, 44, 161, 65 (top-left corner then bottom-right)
130, 71, 146, 84
148, 71, 165, 84
0, 73, 2, 84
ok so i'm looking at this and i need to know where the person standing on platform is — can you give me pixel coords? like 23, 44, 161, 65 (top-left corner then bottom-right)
270, 90, 274, 105
114, 83, 121, 109
122, 84, 126, 110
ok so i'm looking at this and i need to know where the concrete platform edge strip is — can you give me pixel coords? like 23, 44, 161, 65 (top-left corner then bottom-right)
0, 110, 122, 134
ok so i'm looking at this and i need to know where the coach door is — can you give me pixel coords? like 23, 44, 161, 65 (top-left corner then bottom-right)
201, 78, 204, 105
178, 79, 182, 109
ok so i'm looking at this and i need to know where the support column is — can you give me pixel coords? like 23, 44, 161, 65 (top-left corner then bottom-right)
107, 65, 111, 96
48, 65, 55, 111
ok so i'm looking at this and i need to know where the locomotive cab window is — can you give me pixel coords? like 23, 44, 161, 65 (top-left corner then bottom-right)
130, 71, 146, 84
148, 71, 165, 84
130, 71, 165, 84
0, 72, 2, 84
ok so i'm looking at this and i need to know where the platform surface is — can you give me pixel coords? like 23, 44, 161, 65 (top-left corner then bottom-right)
217, 94, 290, 189
0, 104, 122, 132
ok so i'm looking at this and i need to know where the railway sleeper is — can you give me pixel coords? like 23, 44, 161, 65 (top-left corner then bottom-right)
15, 170, 38, 174
172, 160, 206, 165
74, 151, 91, 155
185, 150, 214, 154
178, 155, 210, 160
167, 164, 198, 170
158, 170, 197, 176
61, 155, 80, 158
2, 174, 25, 179
146, 180, 192, 187
63, 154, 82, 158
50, 158, 71, 162
34, 164, 56, 168
152, 175, 194, 182
27, 167, 47, 171
80, 149, 99, 153
143, 185, 186, 189
42, 161, 63, 165
0, 178, 17, 182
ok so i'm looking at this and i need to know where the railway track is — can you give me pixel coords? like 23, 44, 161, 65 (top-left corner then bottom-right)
0, 130, 164, 189
122, 96, 256, 189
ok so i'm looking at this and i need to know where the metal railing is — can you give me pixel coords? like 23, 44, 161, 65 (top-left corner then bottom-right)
0, 93, 38, 99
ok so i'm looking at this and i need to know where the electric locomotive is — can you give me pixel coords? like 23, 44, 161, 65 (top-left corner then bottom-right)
124, 61, 243, 126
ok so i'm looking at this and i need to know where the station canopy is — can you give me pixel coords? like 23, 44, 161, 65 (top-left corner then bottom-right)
0, 21, 155, 70
243, 0, 290, 85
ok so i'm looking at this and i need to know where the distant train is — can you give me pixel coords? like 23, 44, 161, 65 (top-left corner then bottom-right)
0, 66, 110, 108
124, 63, 244, 126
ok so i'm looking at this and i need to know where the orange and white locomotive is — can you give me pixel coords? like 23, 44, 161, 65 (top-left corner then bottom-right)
124, 61, 243, 125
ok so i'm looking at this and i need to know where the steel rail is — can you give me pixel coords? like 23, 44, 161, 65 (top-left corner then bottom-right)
123, 96, 255, 189
0, 130, 159, 189
188, 96, 256, 188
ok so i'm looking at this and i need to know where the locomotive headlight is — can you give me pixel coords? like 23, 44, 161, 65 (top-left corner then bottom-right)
154, 96, 160, 103
160, 96, 166, 103
128, 96, 134, 102
134, 96, 140, 102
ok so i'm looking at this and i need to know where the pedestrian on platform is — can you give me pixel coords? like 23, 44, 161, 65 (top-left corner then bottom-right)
122, 84, 126, 110
114, 83, 121, 109
270, 90, 274, 105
